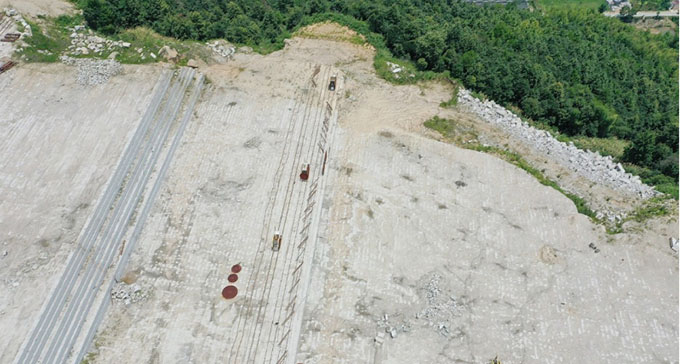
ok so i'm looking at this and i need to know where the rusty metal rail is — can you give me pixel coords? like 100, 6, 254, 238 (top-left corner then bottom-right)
0, 60, 16, 74
2, 32, 20, 42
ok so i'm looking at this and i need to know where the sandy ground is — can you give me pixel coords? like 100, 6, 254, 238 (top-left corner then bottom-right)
1, 22, 677, 364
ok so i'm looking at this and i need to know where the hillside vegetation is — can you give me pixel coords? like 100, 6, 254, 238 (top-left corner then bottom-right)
78, 0, 678, 189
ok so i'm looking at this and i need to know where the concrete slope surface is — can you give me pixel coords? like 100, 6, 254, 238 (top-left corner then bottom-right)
0, 23, 676, 364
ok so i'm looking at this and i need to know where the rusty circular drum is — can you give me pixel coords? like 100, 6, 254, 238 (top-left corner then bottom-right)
228, 274, 238, 283
222, 285, 238, 299
231, 264, 242, 273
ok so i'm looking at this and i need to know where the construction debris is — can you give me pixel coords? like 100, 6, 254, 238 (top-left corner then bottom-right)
67, 26, 130, 56
417, 273, 462, 337
60, 56, 122, 85
375, 313, 411, 340
111, 282, 148, 305
207, 40, 235, 60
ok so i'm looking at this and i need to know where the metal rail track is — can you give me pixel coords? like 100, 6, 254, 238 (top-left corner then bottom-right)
228, 66, 316, 362
43, 69, 195, 364
15, 69, 174, 364
72, 74, 205, 364
274, 69, 337, 364
228, 64, 336, 363
15, 68, 201, 364
252, 66, 333, 363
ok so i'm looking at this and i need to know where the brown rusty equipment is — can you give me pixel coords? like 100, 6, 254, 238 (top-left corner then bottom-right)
299, 163, 310, 181
272, 231, 282, 251
0, 60, 16, 75
1, 33, 20, 42
328, 75, 336, 91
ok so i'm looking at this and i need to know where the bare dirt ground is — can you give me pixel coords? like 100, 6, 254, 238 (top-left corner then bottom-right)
0, 0, 73, 17
0, 21, 677, 364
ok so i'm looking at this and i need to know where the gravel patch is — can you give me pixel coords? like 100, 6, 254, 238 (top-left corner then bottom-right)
60, 55, 122, 85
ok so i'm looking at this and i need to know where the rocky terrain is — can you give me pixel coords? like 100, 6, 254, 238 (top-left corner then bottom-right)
458, 89, 657, 200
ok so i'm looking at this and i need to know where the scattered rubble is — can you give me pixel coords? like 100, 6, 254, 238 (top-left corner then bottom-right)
207, 40, 235, 59
375, 313, 411, 340
67, 27, 130, 56
60, 56, 122, 85
416, 273, 462, 337
158, 45, 178, 62
110, 282, 148, 305
385, 61, 414, 79
457, 88, 659, 201
386, 61, 402, 74
375, 274, 464, 339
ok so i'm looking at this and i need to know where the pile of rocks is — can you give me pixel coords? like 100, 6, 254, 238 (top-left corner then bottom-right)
4, 8, 31, 37
385, 61, 415, 80
60, 55, 122, 85
375, 313, 411, 339
67, 26, 130, 56
110, 282, 148, 305
207, 40, 235, 59
386, 61, 402, 74
416, 273, 462, 337
457, 88, 658, 199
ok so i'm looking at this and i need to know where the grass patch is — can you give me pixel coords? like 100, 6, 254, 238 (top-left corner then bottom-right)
425, 116, 597, 220
55, 14, 84, 28
606, 195, 675, 233
571, 136, 630, 159
16, 15, 212, 65
112, 27, 212, 65
439, 80, 460, 108
17, 19, 70, 62
629, 196, 670, 222
470, 90, 488, 101
471, 144, 596, 219
424, 116, 479, 146
624, 164, 679, 199
424, 116, 455, 136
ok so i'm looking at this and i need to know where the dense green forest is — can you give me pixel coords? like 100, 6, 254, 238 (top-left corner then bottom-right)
80, 0, 678, 189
